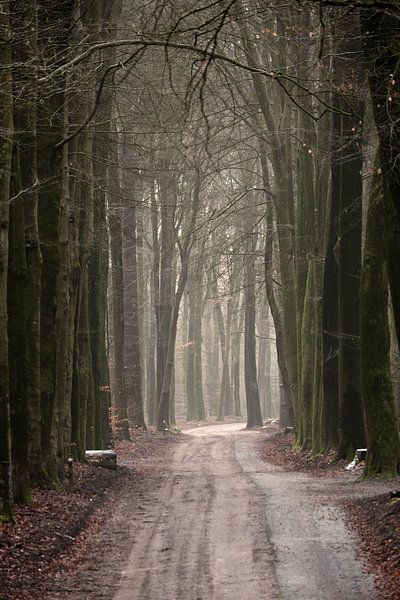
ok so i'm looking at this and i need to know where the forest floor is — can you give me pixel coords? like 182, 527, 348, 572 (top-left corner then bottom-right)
0, 432, 175, 600
0, 423, 399, 599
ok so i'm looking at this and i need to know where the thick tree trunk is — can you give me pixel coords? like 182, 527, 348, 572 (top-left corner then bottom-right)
72, 267, 92, 457
8, 149, 30, 504
55, 97, 76, 470
336, 109, 365, 459
136, 198, 147, 425
88, 2, 121, 450
361, 9, 400, 320
220, 275, 237, 418
122, 167, 146, 428
8, 3, 35, 503
37, 2, 73, 486
232, 303, 243, 417
168, 250, 177, 427
186, 269, 197, 421
259, 147, 294, 427
146, 253, 157, 425
156, 164, 176, 416
361, 169, 400, 478
312, 258, 323, 455
295, 70, 316, 447
210, 271, 229, 421
71, 40, 97, 454
89, 165, 112, 449
71, 107, 95, 456
389, 303, 400, 416
211, 303, 220, 417
321, 178, 340, 449
193, 267, 206, 420
147, 178, 160, 426
385, 200, 400, 368
203, 298, 214, 416
157, 254, 189, 429
257, 299, 269, 419
109, 151, 130, 441
39, 140, 63, 478
298, 263, 315, 449
0, 0, 13, 519
37, 137, 63, 483
9, 0, 43, 493
244, 216, 262, 429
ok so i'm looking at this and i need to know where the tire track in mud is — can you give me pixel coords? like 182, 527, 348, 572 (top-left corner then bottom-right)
235, 433, 380, 600
49, 423, 383, 600
114, 429, 280, 600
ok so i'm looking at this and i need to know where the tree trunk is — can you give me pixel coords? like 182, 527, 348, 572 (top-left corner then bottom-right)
336, 108, 366, 459
203, 298, 214, 416
321, 170, 340, 449
88, 2, 121, 451
0, 0, 13, 519
146, 250, 157, 425
186, 270, 196, 421
244, 215, 262, 429
193, 267, 206, 420
157, 253, 189, 429
187, 257, 206, 421
9, 0, 44, 492
147, 178, 159, 426
298, 262, 315, 449
8, 4, 34, 503
109, 150, 130, 441
8, 149, 30, 505
360, 9, 400, 314
156, 171, 202, 429
238, 9, 298, 424
210, 270, 229, 421
232, 301, 243, 417
211, 301, 220, 417
72, 267, 92, 458
37, 2, 73, 486
361, 169, 400, 478
258, 297, 273, 419
156, 164, 176, 416
136, 197, 147, 424
122, 166, 146, 428
259, 146, 294, 427
295, 56, 316, 446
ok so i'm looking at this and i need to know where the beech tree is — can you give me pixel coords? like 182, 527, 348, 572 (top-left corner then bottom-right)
3, 0, 400, 519
361, 166, 400, 477
0, 0, 13, 521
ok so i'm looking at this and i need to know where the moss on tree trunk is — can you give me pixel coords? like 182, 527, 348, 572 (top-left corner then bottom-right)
361, 169, 400, 478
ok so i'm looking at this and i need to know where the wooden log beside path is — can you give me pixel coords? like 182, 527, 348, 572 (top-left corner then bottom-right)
85, 450, 117, 470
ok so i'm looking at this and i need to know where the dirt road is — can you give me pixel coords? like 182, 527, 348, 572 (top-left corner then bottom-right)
51, 423, 385, 600
115, 423, 281, 600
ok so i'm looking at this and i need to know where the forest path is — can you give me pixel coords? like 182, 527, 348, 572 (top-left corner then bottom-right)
50, 424, 384, 599
113, 423, 377, 600
114, 423, 280, 600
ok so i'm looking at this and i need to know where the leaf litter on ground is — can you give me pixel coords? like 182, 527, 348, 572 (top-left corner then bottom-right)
0, 430, 174, 600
